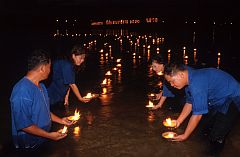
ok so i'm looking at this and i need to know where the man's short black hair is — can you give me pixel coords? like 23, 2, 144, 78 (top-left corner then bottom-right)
28, 49, 51, 71
164, 63, 187, 76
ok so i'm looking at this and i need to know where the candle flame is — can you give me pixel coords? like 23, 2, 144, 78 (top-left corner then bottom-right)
85, 93, 92, 99
105, 71, 112, 76
167, 133, 174, 138
68, 109, 81, 121
164, 118, 176, 127
146, 100, 154, 107
62, 126, 68, 134
166, 118, 172, 126
116, 64, 122, 67
102, 78, 107, 85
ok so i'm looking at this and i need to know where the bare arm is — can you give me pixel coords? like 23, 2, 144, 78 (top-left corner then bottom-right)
173, 114, 202, 141
184, 114, 202, 138
22, 125, 66, 141
51, 112, 73, 126
176, 103, 193, 127
152, 95, 167, 110
69, 83, 90, 103
64, 88, 70, 105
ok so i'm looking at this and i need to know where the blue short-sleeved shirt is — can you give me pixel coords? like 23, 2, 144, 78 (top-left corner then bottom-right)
187, 68, 240, 115
47, 59, 75, 105
10, 77, 52, 149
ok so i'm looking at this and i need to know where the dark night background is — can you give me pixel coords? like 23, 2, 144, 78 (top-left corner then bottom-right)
1, 0, 239, 102
1, 0, 238, 95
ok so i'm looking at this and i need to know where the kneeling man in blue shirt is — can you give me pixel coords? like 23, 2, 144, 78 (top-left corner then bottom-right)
10, 49, 74, 149
164, 64, 240, 154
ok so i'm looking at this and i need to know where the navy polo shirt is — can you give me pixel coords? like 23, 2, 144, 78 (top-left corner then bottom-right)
187, 68, 240, 115
47, 60, 75, 105
10, 77, 51, 149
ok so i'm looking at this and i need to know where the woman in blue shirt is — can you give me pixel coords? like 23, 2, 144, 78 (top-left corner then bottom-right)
47, 45, 90, 106
150, 54, 189, 110
164, 63, 240, 154
10, 49, 73, 149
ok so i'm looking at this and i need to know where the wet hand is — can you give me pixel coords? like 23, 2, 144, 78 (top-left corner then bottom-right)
175, 120, 181, 128
49, 131, 67, 141
64, 100, 69, 106
61, 117, 74, 126
172, 134, 188, 142
151, 104, 161, 110
80, 97, 91, 103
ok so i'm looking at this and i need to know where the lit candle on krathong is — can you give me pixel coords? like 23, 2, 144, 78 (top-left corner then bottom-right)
162, 132, 177, 139
101, 78, 107, 85
105, 71, 112, 76
157, 71, 164, 76
113, 67, 118, 71
61, 126, 68, 134
146, 100, 154, 108
85, 93, 92, 99
68, 109, 81, 121
163, 118, 177, 127
116, 64, 122, 68
116, 59, 121, 63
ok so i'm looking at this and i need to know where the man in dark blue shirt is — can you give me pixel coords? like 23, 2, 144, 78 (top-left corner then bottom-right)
164, 64, 240, 153
10, 49, 73, 149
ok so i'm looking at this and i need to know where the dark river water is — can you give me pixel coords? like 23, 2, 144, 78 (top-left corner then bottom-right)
1, 23, 239, 157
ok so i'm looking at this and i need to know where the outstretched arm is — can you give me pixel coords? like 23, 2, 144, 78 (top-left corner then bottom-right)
69, 83, 90, 103
173, 114, 202, 141
64, 88, 70, 105
176, 103, 192, 127
152, 94, 167, 110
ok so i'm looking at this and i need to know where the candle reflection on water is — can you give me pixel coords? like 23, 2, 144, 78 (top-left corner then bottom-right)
147, 111, 156, 122
86, 112, 94, 125
217, 52, 221, 68
194, 48, 197, 64
73, 126, 81, 136
147, 49, 151, 61
167, 49, 171, 63
184, 55, 188, 65
183, 46, 186, 58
